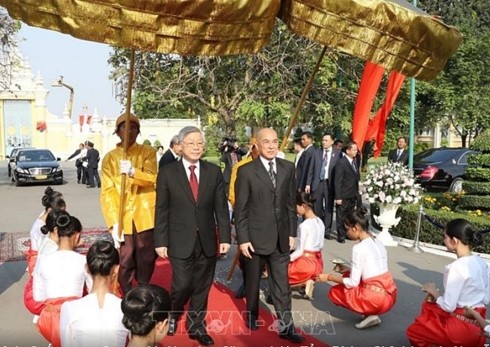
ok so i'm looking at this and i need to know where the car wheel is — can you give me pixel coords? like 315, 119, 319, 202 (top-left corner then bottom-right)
14, 177, 22, 187
449, 178, 463, 193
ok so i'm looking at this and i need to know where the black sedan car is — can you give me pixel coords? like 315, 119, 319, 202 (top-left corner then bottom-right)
12, 148, 63, 186
413, 147, 476, 192
6, 147, 32, 177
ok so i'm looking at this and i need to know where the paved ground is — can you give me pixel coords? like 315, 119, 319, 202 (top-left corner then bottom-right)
0, 162, 471, 347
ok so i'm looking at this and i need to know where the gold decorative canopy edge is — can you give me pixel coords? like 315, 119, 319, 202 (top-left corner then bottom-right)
1, 0, 281, 56
1, 0, 463, 79
279, 0, 463, 81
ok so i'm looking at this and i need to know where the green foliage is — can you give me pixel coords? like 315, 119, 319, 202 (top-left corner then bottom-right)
458, 196, 490, 210
470, 129, 490, 152
0, 10, 22, 90
390, 205, 490, 254
467, 153, 490, 167
462, 181, 490, 195
465, 167, 490, 181
415, 1, 490, 146
421, 192, 464, 212
142, 139, 151, 146
414, 142, 430, 154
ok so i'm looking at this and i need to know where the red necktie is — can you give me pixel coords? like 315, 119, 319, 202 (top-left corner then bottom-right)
189, 165, 199, 201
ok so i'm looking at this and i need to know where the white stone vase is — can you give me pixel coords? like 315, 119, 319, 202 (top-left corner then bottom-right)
374, 203, 400, 246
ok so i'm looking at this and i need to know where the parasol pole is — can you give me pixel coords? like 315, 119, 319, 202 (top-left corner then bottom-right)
280, 46, 327, 151
117, 48, 136, 240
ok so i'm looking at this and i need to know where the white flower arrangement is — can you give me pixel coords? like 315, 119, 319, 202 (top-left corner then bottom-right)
362, 161, 421, 206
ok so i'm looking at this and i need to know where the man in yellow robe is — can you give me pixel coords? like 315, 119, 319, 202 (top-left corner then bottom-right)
100, 113, 158, 294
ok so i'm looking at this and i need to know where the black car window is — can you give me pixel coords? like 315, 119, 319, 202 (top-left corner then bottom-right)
414, 149, 458, 163
18, 151, 55, 162
458, 151, 473, 165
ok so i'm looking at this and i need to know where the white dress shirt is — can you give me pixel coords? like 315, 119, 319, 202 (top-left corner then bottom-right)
60, 293, 128, 347
436, 255, 490, 312
343, 237, 388, 288
290, 217, 324, 262
29, 216, 46, 251
33, 250, 92, 301
259, 156, 277, 174
182, 158, 200, 183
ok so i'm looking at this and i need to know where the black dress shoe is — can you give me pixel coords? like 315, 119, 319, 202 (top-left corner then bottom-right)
324, 234, 332, 240
189, 332, 214, 346
168, 318, 177, 336
337, 239, 346, 243
245, 314, 258, 331
235, 284, 245, 299
279, 330, 305, 343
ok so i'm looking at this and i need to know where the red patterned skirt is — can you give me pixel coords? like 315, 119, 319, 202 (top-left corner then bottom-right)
36, 296, 79, 347
288, 251, 324, 285
406, 301, 486, 347
328, 271, 397, 315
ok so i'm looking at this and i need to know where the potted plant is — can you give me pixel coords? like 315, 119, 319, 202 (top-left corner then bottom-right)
362, 161, 421, 246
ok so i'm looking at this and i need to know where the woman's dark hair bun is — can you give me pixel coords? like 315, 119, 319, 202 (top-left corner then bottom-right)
56, 214, 72, 229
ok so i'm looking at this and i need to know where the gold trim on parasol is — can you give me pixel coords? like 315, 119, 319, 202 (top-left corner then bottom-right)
280, 0, 463, 81
1, 0, 280, 56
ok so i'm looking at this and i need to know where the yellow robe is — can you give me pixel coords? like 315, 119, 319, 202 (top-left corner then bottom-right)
228, 155, 253, 208
100, 142, 157, 234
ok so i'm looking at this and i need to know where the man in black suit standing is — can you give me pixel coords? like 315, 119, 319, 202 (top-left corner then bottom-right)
307, 133, 341, 239
85, 141, 101, 188
158, 135, 182, 168
234, 128, 305, 343
387, 136, 409, 165
334, 141, 361, 243
154, 126, 231, 346
296, 131, 315, 192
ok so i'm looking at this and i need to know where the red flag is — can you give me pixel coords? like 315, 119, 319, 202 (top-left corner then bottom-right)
352, 61, 385, 152
370, 71, 406, 157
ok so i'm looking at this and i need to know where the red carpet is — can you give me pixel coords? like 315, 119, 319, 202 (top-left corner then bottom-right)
150, 258, 329, 347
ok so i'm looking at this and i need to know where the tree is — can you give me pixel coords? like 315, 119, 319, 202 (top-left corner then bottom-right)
414, 0, 490, 146
0, 9, 21, 90
108, 23, 363, 138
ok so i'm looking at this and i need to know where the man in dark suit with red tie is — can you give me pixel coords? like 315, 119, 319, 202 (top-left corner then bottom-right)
154, 126, 231, 346
334, 141, 361, 243
234, 128, 305, 344
307, 133, 341, 239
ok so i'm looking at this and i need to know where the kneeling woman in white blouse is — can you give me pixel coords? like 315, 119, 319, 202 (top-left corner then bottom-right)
33, 213, 91, 347
60, 240, 128, 347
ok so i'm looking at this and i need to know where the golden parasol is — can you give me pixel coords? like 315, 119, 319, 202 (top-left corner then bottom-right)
1, 0, 463, 235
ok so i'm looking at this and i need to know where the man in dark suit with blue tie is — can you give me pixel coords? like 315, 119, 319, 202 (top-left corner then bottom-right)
306, 133, 341, 239
387, 136, 409, 166
234, 128, 305, 343
334, 141, 361, 243
154, 126, 231, 346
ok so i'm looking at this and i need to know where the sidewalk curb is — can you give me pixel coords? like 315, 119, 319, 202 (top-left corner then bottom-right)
394, 236, 490, 262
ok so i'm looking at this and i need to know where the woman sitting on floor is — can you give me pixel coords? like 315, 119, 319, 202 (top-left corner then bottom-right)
406, 218, 490, 347
24, 207, 66, 316
33, 213, 91, 347
27, 186, 64, 274
60, 240, 128, 347
317, 207, 397, 329
121, 284, 171, 347
288, 191, 324, 300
